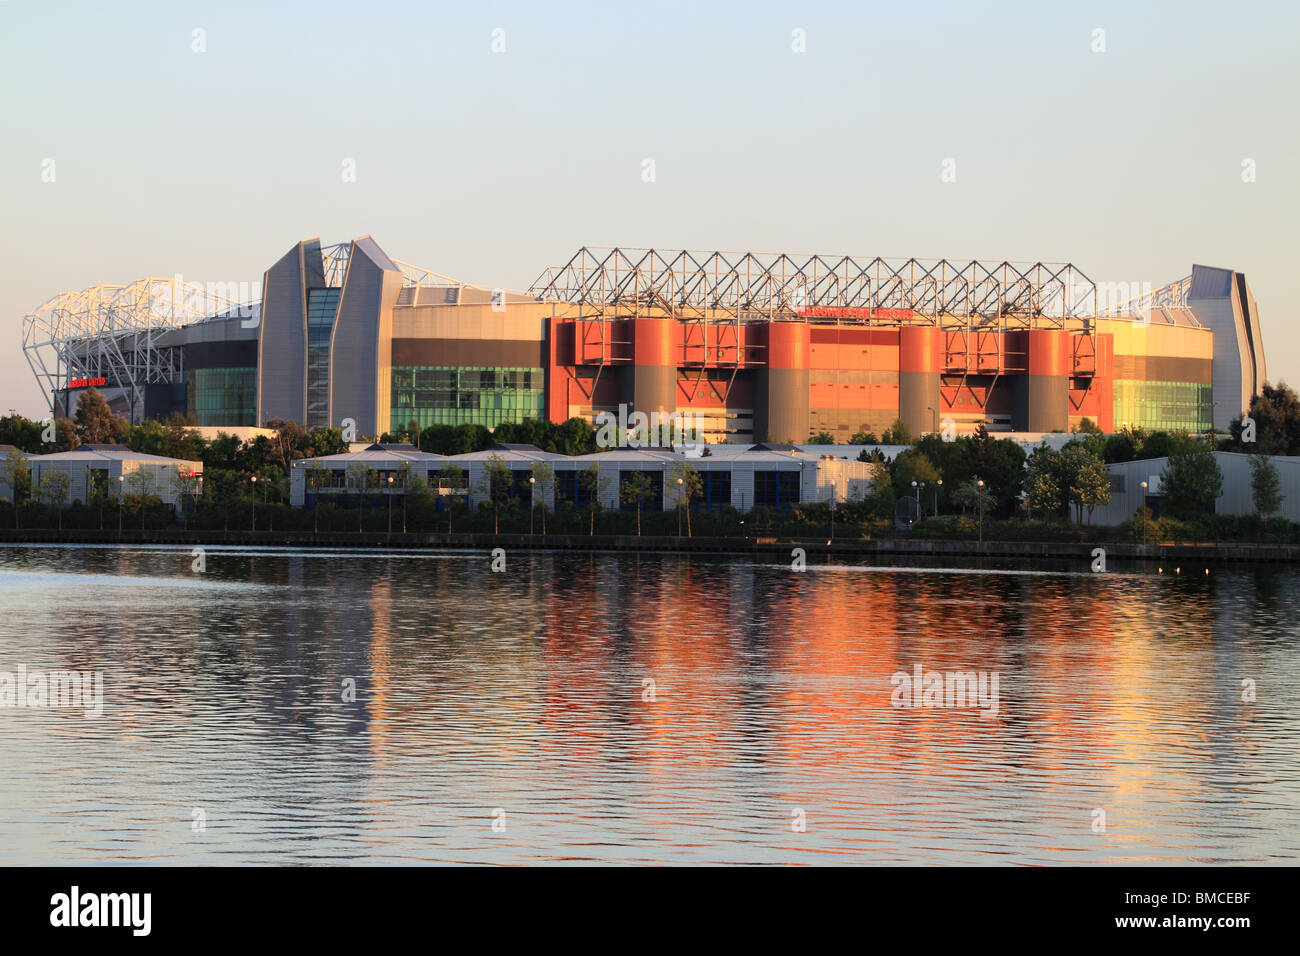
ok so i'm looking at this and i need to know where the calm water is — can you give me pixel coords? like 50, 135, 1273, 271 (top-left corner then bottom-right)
0, 544, 1297, 865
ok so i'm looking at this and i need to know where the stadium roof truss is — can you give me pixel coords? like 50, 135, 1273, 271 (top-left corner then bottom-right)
529, 247, 1100, 331
1097, 273, 1194, 319
23, 277, 244, 418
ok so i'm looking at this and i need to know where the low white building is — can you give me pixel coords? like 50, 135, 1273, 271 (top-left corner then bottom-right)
1092, 452, 1300, 524
288, 443, 447, 507
289, 442, 881, 514
26, 445, 203, 511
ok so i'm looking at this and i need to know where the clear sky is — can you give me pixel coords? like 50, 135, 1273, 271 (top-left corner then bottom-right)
2, 0, 1296, 419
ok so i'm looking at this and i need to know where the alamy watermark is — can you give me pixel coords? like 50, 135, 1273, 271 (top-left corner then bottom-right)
890, 664, 1000, 717
1, 664, 104, 717
168, 272, 261, 326
595, 404, 704, 451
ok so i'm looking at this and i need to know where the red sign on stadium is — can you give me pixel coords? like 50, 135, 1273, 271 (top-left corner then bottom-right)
68, 377, 107, 388
797, 307, 914, 320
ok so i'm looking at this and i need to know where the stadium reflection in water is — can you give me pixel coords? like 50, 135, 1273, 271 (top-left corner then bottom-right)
0, 545, 1296, 864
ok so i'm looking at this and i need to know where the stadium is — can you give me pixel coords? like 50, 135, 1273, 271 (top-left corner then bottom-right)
22, 236, 1268, 444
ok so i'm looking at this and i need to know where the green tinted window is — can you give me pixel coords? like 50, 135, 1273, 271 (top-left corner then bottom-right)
1112, 380, 1212, 432
390, 366, 545, 432
186, 367, 256, 426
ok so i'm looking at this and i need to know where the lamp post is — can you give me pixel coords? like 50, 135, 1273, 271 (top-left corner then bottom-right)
911, 479, 926, 522
87, 466, 101, 531
829, 477, 836, 543
976, 478, 985, 551
676, 476, 683, 537
934, 478, 942, 518
529, 475, 536, 535
387, 474, 394, 535
117, 475, 124, 533
1140, 480, 1148, 548
250, 475, 257, 531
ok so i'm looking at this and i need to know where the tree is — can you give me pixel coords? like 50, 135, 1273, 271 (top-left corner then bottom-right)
668, 460, 703, 536
73, 387, 124, 445
170, 469, 202, 530
619, 471, 654, 536
405, 467, 437, 531
808, 431, 835, 445
309, 427, 348, 458
0, 449, 31, 528
1249, 454, 1283, 518
864, 451, 894, 520
436, 463, 467, 533
1102, 432, 1137, 463
304, 461, 329, 531
393, 462, 417, 533
201, 470, 237, 531
1161, 443, 1223, 519
125, 467, 161, 530
345, 462, 373, 532
419, 424, 493, 456
1228, 382, 1300, 455
1072, 417, 1103, 435
880, 418, 913, 445
1061, 442, 1110, 524
1137, 430, 1183, 461
578, 463, 612, 535
52, 417, 79, 451
37, 470, 71, 529
479, 455, 512, 535
529, 460, 555, 535
959, 425, 1027, 513
951, 478, 995, 516
264, 418, 310, 477
1023, 445, 1064, 518
85, 466, 111, 529
850, 430, 879, 445
891, 448, 939, 489
0, 414, 45, 453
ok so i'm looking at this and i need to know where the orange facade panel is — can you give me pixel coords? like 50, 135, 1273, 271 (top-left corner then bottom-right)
809, 381, 899, 411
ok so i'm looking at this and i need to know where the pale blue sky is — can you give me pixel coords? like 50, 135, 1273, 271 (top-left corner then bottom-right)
2, 0, 1296, 418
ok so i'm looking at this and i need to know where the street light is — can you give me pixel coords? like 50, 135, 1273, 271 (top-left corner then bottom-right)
529, 475, 536, 535
911, 479, 926, 522
676, 476, 683, 537
829, 476, 836, 543
117, 475, 124, 533
934, 478, 942, 518
250, 475, 257, 531
976, 478, 985, 551
387, 473, 394, 535
1140, 480, 1149, 547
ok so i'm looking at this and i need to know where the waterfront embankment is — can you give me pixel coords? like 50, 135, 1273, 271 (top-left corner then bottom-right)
0, 528, 1295, 563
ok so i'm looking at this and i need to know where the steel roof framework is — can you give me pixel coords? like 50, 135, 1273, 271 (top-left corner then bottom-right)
23, 278, 244, 421
529, 247, 1099, 330
1097, 274, 1195, 320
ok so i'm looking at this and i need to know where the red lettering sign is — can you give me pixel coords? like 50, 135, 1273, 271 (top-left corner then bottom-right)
68, 377, 108, 388
796, 307, 915, 320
